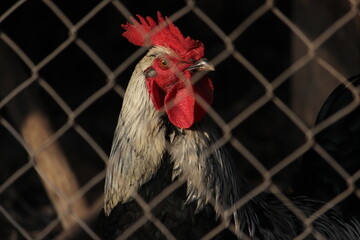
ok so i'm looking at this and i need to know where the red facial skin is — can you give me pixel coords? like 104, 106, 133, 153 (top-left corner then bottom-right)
121, 12, 213, 128
145, 55, 214, 129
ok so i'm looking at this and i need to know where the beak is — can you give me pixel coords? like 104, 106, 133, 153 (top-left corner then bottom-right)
186, 58, 215, 72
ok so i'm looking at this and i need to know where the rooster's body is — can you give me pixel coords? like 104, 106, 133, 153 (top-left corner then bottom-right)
294, 75, 360, 219
102, 43, 244, 238
98, 12, 360, 240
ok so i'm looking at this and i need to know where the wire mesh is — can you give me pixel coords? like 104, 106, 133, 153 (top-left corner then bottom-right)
0, 0, 359, 239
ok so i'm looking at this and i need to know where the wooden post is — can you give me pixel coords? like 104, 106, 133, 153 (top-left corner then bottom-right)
0, 40, 89, 230
21, 111, 88, 229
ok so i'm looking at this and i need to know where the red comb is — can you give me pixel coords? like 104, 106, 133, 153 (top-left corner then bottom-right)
122, 12, 204, 60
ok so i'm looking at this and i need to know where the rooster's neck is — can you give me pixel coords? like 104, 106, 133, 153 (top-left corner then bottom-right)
104, 53, 167, 215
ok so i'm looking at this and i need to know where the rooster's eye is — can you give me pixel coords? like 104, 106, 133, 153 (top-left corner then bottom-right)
159, 59, 171, 69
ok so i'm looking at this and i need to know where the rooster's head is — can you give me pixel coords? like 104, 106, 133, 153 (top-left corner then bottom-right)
122, 12, 214, 129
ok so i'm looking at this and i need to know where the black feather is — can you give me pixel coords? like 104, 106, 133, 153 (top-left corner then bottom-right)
293, 75, 360, 218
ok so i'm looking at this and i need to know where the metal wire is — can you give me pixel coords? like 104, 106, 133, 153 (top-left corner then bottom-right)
0, 0, 359, 239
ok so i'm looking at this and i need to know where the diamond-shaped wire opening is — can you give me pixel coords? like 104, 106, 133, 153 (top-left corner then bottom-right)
231, 101, 306, 185
54, 127, 104, 186
233, 11, 293, 81
39, 43, 108, 110
1, 167, 59, 239
211, 56, 266, 123
289, 0, 355, 42
1, 0, 69, 64
76, 90, 123, 159
77, 4, 131, 70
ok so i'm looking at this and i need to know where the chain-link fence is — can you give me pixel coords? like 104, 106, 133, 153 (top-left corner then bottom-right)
0, 0, 360, 239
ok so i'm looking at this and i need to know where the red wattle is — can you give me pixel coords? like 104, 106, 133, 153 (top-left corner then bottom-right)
163, 77, 214, 129
146, 68, 214, 129
165, 86, 196, 129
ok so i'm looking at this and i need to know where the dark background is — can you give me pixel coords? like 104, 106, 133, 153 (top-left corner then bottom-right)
0, 0, 359, 239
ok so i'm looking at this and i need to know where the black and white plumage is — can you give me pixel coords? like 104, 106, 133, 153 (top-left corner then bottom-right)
101, 47, 244, 239
97, 12, 360, 240
98, 46, 360, 240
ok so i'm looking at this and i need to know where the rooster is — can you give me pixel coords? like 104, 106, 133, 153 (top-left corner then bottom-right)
99, 12, 360, 240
